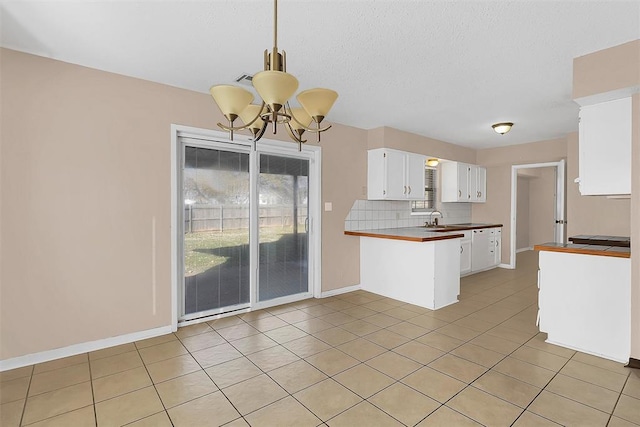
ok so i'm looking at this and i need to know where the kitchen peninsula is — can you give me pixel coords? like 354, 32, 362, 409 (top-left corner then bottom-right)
345, 224, 502, 310
345, 228, 463, 309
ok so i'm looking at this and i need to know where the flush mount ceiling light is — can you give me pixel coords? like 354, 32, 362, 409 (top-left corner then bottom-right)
492, 122, 514, 135
209, 0, 338, 150
426, 158, 439, 167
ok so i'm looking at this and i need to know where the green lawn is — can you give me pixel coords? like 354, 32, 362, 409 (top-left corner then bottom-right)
184, 227, 294, 276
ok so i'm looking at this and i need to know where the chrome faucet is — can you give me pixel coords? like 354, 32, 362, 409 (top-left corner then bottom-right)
425, 210, 443, 227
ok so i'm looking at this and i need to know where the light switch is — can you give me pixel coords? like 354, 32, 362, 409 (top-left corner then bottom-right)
324, 202, 333, 211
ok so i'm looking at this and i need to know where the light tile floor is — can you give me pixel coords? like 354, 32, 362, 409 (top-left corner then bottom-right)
2, 251, 639, 426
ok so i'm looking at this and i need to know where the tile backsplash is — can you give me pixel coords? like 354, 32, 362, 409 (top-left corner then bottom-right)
344, 200, 472, 231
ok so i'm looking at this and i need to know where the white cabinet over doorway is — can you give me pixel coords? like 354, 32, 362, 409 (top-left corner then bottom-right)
577, 96, 632, 196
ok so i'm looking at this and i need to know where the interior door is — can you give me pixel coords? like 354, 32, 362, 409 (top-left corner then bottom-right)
258, 154, 310, 302
554, 160, 566, 243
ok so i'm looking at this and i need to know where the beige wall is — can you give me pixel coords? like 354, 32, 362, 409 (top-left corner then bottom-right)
528, 167, 556, 246
0, 48, 366, 360
516, 176, 531, 250
565, 132, 631, 237
368, 127, 477, 164
573, 40, 640, 100
473, 138, 567, 265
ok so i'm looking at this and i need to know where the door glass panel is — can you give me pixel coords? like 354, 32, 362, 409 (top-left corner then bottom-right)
183, 146, 250, 315
258, 154, 309, 301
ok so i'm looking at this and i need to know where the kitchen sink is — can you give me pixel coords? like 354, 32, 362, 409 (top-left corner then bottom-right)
424, 225, 467, 232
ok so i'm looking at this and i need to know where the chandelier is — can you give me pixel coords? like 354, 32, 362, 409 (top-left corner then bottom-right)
209, 0, 338, 149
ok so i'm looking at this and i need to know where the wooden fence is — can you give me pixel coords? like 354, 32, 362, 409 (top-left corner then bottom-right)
184, 204, 308, 232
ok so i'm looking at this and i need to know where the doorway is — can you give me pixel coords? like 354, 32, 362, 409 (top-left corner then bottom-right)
171, 126, 321, 327
509, 160, 566, 269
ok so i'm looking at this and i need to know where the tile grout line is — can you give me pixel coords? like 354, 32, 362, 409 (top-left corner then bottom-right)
87, 355, 98, 427
133, 336, 176, 426
17, 364, 34, 427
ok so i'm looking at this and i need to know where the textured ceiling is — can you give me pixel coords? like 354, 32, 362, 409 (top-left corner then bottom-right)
2, 1, 639, 149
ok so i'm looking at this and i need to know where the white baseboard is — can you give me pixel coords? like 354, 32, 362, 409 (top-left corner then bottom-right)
498, 263, 514, 269
320, 284, 361, 298
0, 325, 173, 372
516, 247, 534, 253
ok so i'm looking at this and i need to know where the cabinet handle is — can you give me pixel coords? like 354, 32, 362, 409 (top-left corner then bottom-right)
408, 186, 411, 194
403, 186, 407, 194
479, 191, 482, 197
458, 190, 461, 197
461, 246, 463, 253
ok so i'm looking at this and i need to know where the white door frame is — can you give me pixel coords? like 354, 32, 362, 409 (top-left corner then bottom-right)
509, 160, 566, 269
170, 125, 322, 329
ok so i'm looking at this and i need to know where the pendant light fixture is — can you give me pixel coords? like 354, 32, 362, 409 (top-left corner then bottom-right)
210, 0, 338, 150
492, 122, 514, 135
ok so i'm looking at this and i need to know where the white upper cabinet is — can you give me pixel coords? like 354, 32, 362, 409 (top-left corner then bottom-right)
367, 148, 426, 200
469, 165, 486, 202
577, 97, 632, 195
441, 162, 486, 203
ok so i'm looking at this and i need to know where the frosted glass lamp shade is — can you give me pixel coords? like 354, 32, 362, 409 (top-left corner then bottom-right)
210, 85, 254, 119
252, 71, 299, 109
239, 104, 266, 131
427, 158, 439, 167
492, 122, 513, 135
289, 107, 313, 131
297, 88, 338, 119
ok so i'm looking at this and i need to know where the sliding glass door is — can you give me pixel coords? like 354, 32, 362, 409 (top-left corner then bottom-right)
258, 154, 309, 302
177, 136, 316, 322
182, 146, 251, 318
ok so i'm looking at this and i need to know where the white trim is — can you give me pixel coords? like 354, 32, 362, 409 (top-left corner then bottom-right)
510, 161, 566, 269
0, 325, 172, 372
516, 247, 534, 254
320, 284, 361, 298
574, 85, 640, 107
498, 263, 514, 269
545, 339, 628, 364
170, 125, 179, 331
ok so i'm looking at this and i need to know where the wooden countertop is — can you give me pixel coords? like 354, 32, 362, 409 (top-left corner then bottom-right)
344, 224, 502, 243
534, 242, 631, 258
569, 235, 630, 247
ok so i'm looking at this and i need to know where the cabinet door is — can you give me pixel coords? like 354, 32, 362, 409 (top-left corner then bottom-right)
493, 229, 501, 265
367, 150, 385, 199
458, 164, 470, 201
384, 150, 406, 199
406, 154, 426, 200
441, 162, 459, 202
578, 97, 632, 195
460, 240, 472, 275
475, 167, 486, 202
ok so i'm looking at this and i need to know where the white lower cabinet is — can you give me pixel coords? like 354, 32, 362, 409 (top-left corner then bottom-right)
538, 250, 630, 362
460, 231, 472, 275
490, 228, 501, 266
